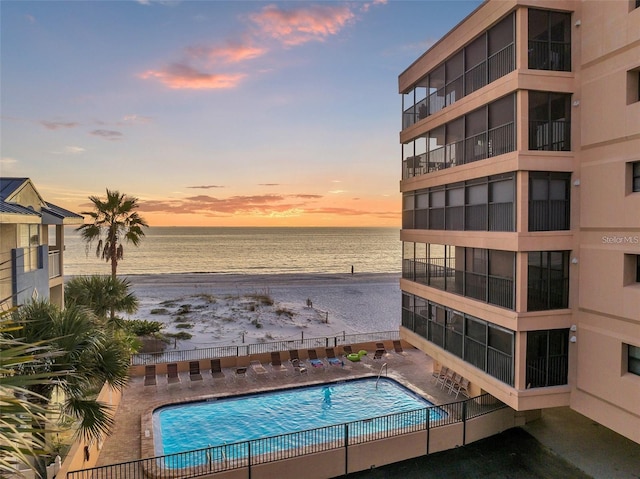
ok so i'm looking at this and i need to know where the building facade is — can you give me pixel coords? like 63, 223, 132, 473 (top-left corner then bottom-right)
0, 178, 84, 310
398, 0, 640, 443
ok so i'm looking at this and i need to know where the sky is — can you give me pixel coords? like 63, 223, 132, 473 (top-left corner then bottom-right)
1, 0, 481, 227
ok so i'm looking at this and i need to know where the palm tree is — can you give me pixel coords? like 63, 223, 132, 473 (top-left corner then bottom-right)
10, 300, 130, 453
65, 275, 139, 329
77, 189, 148, 280
1, 309, 67, 477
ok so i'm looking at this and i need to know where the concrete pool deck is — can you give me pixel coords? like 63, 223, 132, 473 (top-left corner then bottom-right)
95, 348, 640, 478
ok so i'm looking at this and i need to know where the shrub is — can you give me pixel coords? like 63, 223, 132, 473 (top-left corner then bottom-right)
247, 290, 274, 306
275, 308, 293, 318
175, 323, 193, 329
124, 319, 164, 336
176, 304, 191, 315
150, 308, 169, 315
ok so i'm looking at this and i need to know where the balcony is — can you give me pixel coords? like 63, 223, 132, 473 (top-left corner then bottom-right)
403, 122, 515, 180
49, 249, 61, 279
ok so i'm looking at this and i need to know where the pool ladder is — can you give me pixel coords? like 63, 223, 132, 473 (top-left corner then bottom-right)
375, 363, 388, 389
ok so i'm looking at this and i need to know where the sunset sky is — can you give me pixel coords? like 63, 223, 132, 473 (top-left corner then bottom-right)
1, 0, 480, 227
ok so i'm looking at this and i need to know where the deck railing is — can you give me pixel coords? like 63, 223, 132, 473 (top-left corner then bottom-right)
130, 330, 401, 365
66, 393, 505, 479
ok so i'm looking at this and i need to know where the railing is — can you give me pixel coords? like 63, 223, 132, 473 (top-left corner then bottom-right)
529, 199, 570, 231
529, 120, 571, 151
402, 42, 515, 129
67, 393, 506, 479
527, 278, 569, 311
403, 122, 515, 181
528, 40, 571, 72
525, 355, 569, 388
130, 331, 401, 365
48, 250, 61, 279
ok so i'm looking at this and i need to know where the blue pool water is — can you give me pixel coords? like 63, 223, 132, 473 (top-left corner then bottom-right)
153, 378, 445, 464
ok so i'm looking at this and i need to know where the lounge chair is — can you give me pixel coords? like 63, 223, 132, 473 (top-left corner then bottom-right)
447, 373, 463, 394
325, 348, 343, 366
307, 349, 325, 368
439, 368, 455, 390
250, 360, 268, 376
451, 377, 470, 398
289, 349, 301, 366
235, 366, 248, 378
342, 345, 353, 356
189, 361, 203, 382
144, 365, 157, 386
270, 351, 287, 372
167, 363, 180, 384
431, 366, 448, 384
291, 358, 307, 374
210, 358, 225, 379
393, 340, 406, 355
373, 349, 385, 360
376, 342, 387, 353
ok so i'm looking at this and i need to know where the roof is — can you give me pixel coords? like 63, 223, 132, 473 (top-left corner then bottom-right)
0, 177, 31, 201
0, 177, 84, 225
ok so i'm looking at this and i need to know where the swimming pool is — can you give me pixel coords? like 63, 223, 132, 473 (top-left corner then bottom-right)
153, 377, 445, 466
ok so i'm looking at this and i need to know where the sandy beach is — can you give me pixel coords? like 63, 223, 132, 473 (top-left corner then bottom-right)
124, 272, 401, 350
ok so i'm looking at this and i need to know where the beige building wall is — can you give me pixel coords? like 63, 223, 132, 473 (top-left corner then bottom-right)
398, 0, 640, 444
570, 0, 640, 444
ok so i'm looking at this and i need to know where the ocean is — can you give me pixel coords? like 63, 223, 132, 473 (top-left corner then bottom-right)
63, 226, 402, 276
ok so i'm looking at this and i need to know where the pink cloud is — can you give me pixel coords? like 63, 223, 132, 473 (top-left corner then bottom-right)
248, 4, 355, 46
139, 63, 246, 89
185, 41, 267, 64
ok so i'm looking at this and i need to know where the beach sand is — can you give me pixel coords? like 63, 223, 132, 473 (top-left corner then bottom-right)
124, 272, 401, 350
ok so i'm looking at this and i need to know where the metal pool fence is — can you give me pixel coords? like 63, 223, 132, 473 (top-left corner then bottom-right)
66, 393, 505, 479
130, 330, 401, 365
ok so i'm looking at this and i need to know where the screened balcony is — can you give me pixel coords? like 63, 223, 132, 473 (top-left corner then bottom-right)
402, 13, 515, 129
403, 94, 516, 180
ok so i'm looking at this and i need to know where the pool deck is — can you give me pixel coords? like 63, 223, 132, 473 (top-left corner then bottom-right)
95, 349, 640, 479
96, 349, 450, 467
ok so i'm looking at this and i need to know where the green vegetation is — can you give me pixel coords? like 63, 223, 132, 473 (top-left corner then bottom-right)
124, 319, 164, 336
76, 189, 149, 280
150, 308, 170, 315
175, 323, 193, 329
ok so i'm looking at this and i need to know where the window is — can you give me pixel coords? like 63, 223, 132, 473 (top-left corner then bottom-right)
624, 254, 640, 285
529, 91, 571, 151
526, 329, 569, 387
528, 251, 570, 311
633, 161, 640, 193
629, 345, 640, 376
529, 172, 571, 231
17, 224, 40, 272
528, 9, 571, 71
627, 69, 640, 105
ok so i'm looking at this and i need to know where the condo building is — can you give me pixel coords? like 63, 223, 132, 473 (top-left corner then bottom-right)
398, 0, 640, 443
0, 178, 84, 309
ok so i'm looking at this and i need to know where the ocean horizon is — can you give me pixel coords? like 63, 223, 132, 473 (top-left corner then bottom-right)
63, 226, 401, 276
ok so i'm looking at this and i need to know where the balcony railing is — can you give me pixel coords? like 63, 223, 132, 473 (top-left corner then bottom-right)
527, 278, 569, 311
402, 42, 515, 129
402, 259, 514, 310
48, 250, 61, 279
528, 40, 571, 72
529, 120, 570, 151
529, 200, 570, 231
525, 355, 568, 387
403, 122, 515, 180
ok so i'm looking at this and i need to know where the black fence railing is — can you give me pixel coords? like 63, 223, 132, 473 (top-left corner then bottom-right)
67, 393, 506, 479
130, 331, 401, 365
